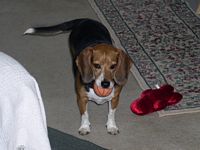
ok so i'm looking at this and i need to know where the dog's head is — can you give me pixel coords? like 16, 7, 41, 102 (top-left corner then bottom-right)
76, 44, 132, 89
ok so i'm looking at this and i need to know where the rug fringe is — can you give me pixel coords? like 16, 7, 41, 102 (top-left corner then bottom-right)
159, 107, 200, 117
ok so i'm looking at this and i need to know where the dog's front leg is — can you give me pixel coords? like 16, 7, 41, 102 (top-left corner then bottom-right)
76, 74, 91, 135
106, 101, 119, 135
77, 97, 90, 135
106, 86, 122, 135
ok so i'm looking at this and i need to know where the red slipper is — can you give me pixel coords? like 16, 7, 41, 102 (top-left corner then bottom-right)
130, 84, 182, 116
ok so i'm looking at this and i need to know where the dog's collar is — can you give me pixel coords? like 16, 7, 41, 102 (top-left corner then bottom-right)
84, 80, 95, 92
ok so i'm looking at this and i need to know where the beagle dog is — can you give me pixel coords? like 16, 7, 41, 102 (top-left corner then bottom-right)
24, 18, 132, 135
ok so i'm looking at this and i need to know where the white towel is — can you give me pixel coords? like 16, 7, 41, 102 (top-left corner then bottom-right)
0, 52, 51, 150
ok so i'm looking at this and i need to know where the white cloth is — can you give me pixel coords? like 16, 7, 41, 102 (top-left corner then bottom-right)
0, 52, 51, 150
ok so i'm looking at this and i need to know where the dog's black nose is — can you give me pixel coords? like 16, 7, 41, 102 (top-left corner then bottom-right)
101, 81, 110, 88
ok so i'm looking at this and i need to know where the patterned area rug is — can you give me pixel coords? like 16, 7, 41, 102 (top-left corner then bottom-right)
88, 0, 200, 116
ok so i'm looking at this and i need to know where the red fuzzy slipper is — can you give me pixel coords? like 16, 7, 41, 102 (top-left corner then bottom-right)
130, 84, 182, 115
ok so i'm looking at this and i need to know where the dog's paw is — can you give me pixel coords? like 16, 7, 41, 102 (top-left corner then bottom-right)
106, 125, 119, 135
78, 125, 90, 135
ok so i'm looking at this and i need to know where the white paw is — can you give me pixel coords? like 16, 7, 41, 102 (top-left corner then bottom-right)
79, 111, 90, 135
106, 124, 119, 135
78, 125, 90, 135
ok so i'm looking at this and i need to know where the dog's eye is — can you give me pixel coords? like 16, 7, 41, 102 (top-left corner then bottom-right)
110, 64, 116, 69
94, 64, 101, 69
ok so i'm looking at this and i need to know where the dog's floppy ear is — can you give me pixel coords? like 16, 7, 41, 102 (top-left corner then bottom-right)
114, 50, 132, 85
76, 47, 94, 83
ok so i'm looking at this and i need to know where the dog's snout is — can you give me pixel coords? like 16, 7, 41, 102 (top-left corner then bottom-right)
101, 80, 110, 88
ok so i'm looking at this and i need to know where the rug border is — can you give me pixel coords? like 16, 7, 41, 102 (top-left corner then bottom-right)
88, 0, 200, 117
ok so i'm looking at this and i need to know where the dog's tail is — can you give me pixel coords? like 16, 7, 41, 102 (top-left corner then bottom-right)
24, 19, 84, 36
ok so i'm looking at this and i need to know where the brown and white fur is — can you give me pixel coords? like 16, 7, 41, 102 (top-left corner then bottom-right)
24, 18, 132, 135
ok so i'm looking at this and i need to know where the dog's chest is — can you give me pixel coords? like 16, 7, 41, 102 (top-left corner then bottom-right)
87, 88, 114, 104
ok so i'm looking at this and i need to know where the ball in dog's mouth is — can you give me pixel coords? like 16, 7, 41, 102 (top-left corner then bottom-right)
93, 83, 113, 97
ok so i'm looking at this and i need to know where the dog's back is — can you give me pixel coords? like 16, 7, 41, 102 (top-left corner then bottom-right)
24, 18, 112, 57
69, 19, 112, 57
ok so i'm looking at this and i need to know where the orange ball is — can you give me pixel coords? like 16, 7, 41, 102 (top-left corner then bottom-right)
94, 83, 113, 97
